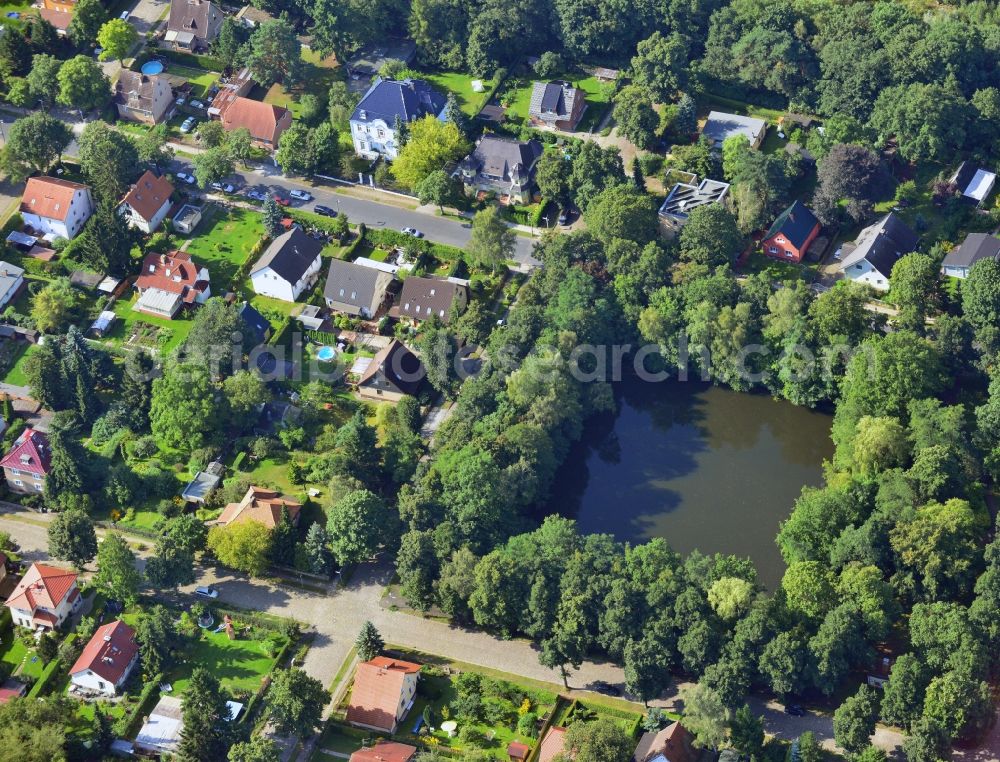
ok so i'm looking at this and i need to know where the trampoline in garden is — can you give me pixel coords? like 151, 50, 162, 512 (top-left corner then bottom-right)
316, 346, 336, 361
141, 60, 165, 75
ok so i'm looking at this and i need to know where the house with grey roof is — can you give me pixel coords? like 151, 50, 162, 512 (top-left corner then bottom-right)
166, 0, 222, 50
528, 81, 586, 131
942, 233, 1000, 279
837, 213, 918, 291
658, 178, 730, 230
114, 71, 173, 125
393, 276, 468, 324
458, 136, 544, 204
250, 227, 323, 302
701, 111, 767, 149
0, 262, 24, 311
324, 259, 395, 318
350, 78, 447, 160
346, 39, 417, 79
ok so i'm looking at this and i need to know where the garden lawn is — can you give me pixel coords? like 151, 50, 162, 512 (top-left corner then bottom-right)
165, 63, 221, 99
0, 633, 36, 678
421, 71, 496, 116
2, 342, 38, 386
183, 205, 266, 288
106, 295, 196, 356
262, 49, 343, 120
573, 76, 613, 132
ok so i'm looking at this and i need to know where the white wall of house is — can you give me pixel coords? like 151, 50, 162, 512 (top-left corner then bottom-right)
71, 655, 138, 696
251, 258, 321, 302
395, 674, 418, 727
119, 200, 170, 234
351, 118, 397, 160
844, 259, 890, 291
22, 188, 94, 241
0, 273, 24, 309
9, 589, 79, 629
942, 264, 970, 279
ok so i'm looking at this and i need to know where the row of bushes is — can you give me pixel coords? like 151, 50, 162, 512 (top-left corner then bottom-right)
211, 605, 300, 637
114, 671, 164, 738
26, 634, 77, 699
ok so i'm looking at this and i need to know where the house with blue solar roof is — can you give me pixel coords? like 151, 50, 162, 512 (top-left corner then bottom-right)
350, 78, 448, 160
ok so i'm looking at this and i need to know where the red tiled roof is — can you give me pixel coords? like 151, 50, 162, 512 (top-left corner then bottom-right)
20, 177, 88, 222
220, 96, 290, 144
633, 722, 698, 762
538, 726, 568, 762
136, 250, 208, 303
37, 7, 72, 30
0, 427, 50, 476
217, 487, 301, 529
70, 620, 139, 685
350, 741, 417, 762
346, 657, 421, 732
508, 741, 531, 760
0, 679, 26, 704
5, 563, 78, 614
121, 171, 174, 223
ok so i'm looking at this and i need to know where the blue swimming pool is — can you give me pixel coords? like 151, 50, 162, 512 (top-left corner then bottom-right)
141, 60, 165, 75
316, 346, 336, 361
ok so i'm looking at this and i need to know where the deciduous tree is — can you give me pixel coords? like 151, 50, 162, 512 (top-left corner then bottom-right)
47, 510, 97, 568
57, 55, 110, 112
266, 668, 330, 736
97, 18, 136, 62
391, 116, 469, 190
94, 533, 141, 606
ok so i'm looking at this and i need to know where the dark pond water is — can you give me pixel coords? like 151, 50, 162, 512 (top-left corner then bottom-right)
549, 379, 834, 589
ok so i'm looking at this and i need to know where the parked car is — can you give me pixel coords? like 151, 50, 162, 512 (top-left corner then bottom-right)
784, 704, 806, 716
401, 227, 424, 238
591, 681, 622, 697
289, 189, 313, 202
176, 96, 186, 106
272, 193, 291, 207
245, 189, 268, 202
93, 47, 103, 58
314, 204, 337, 217
190, 99, 205, 110
175, 172, 196, 185
194, 586, 219, 599
558, 207, 573, 225
210, 182, 235, 193
179, 117, 197, 134
119, 10, 129, 19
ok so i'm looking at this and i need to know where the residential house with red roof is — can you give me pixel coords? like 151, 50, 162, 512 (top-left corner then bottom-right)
134, 250, 211, 319
761, 200, 821, 263
215, 487, 301, 530
70, 620, 140, 696
20, 177, 94, 241
38, 0, 76, 34
0, 427, 50, 494
5, 562, 82, 629
118, 171, 174, 234
349, 741, 418, 762
632, 721, 698, 762
219, 96, 292, 151
347, 657, 421, 733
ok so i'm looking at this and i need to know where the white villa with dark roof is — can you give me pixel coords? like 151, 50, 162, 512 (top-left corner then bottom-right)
250, 227, 324, 302
837, 213, 918, 292
350, 78, 447, 160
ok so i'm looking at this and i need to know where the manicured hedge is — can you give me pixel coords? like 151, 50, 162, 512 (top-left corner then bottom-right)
27, 634, 77, 698
116, 671, 163, 738
160, 49, 224, 72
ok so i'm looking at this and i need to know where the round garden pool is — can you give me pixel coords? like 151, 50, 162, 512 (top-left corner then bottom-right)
316, 346, 336, 362
141, 60, 165, 75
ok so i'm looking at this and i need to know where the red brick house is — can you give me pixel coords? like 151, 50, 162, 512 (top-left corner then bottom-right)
761, 200, 820, 263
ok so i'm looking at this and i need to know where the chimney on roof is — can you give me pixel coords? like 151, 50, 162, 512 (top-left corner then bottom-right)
160, 253, 168, 264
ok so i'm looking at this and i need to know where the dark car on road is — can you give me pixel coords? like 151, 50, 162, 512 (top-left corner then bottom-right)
314, 205, 337, 217
785, 704, 806, 716
591, 681, 622, 696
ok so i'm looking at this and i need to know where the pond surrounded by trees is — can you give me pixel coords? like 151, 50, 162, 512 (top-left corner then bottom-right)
550, 378, 834, 590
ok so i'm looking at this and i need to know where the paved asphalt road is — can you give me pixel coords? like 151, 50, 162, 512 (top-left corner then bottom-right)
167, 158, 543, 268
0, 507, 919, 757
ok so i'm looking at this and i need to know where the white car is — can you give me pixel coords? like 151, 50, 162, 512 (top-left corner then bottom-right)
119, 10, 129, 19
401, 227, 424, 238
176, 96, 186, 106
194, 586, 219, 599
179, 117, 196, 134
289, 189, 312, 202
190, 99, 205, 110
245, 189, 268, 202
210, 182, 235, 193
175, 172, 196, 185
